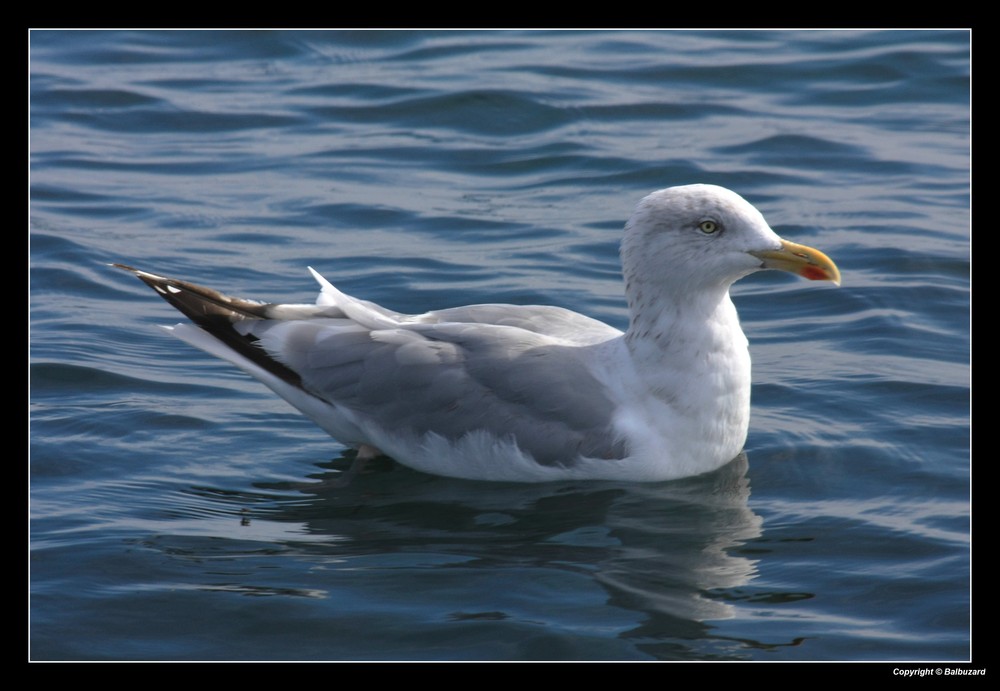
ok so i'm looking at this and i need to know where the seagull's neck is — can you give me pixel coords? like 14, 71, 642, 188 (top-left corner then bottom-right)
624, 283, 743, 362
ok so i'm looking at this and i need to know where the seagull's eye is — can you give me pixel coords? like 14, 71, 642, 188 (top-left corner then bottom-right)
698, 220, 720, 235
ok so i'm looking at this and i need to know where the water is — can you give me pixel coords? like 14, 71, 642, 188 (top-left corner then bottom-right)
29, 30, 971, 662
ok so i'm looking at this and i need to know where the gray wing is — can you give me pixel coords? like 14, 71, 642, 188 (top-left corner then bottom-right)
116, 264, 627, 466
253, 319, 628, 465
411, 304, 622, 344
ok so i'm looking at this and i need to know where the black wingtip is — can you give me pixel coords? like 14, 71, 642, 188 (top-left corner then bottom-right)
116, 263, 304, 388
115, 264, 269, 322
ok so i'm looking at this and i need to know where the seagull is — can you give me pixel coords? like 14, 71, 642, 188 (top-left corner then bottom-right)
116, 184, 839, 482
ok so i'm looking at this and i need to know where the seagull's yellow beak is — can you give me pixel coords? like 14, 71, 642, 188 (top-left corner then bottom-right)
751, 239, 841, 286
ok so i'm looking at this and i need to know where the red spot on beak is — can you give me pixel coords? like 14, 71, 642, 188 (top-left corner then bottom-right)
801, 266, 829, 281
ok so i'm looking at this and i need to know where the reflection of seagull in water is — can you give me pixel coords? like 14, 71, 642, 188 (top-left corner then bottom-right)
292, 453, 764, 632
116, 184, 839, 482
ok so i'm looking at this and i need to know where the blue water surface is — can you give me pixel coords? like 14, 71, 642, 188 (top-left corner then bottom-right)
29, 30, 971, 662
